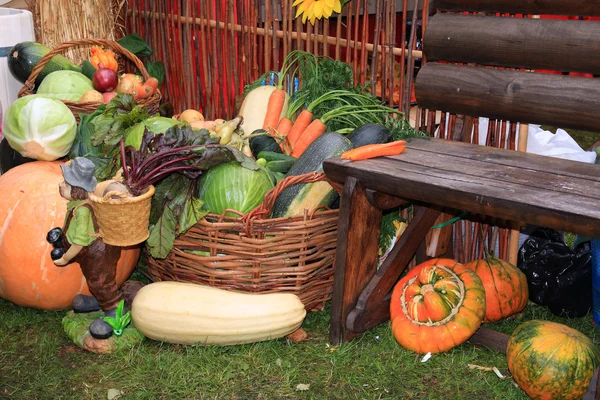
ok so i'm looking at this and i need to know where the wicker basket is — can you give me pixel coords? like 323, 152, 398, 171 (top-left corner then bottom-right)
88, 184, 155, 247
18, 38, 161, 121
146, 172, 341, 311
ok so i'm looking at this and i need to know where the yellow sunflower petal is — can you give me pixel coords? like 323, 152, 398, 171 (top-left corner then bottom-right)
292, 0, 304, 6
295, 4, 306, 18
312, 1, 324, 19
324, 0, 335, 7
333, 0, 342, 13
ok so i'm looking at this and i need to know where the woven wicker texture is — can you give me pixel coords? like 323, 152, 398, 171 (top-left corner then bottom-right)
146, 172, 341, 311
18, 38, 161, 121
88, 185, 155, 247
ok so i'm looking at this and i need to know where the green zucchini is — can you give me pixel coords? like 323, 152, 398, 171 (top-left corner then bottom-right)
257, 151, 296, 163
249, 129, 282, 157
8, 42, 82, 89
266, 159, 295, 174
347, 123, 391, 148
271, 132, 352, 218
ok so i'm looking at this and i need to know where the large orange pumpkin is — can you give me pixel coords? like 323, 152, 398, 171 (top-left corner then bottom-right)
507, 320, 600, 400
390, 258, 486, 354
0, 161, 139, 310
464, 257, 528, 322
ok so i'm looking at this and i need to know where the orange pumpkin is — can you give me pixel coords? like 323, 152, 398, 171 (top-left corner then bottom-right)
0, 161, 139, 310
507, 320, 600, 400
465, 257, 528, 322
390, 258, 486, 354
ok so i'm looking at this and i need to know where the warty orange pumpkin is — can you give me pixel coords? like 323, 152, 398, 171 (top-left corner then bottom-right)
0, 161, 139, 310
390, 258, 486, 354
465, 256, 528, 322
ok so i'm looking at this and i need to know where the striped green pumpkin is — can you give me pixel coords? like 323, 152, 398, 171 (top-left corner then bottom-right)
507, 320, 600, 400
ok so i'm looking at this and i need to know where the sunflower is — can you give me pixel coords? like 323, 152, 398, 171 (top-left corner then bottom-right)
293, 0, 344, 25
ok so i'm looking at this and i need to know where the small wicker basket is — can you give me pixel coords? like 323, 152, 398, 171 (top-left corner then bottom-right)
18, 38, 161, 121
88, 184, 155, 247
146, 172, 341, 311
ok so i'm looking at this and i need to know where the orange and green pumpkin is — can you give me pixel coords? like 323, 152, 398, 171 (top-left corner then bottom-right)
507, 320, 600, 400
465, 256, 528, 322
0, 161, 140, 310
390, 258, 486, 354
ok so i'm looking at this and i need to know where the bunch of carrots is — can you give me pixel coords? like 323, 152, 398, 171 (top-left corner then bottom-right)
260, 89, 402, 158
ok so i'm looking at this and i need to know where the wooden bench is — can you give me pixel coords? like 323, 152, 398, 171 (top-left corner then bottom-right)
323, 137, 599, 344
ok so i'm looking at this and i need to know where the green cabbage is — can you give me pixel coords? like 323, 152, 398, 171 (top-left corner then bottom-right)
124, 116, 180, 149
37, 71, 94, 102
198, 162, 274, 217
2, 95, 77, 161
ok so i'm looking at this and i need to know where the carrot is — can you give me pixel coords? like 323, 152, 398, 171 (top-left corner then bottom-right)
275, 117, 294, 151
291, 119, 327, 158
341, 141, 407, 161
286, 109, 313, 149
276, 117, 293, 136
262, 89, 287, 130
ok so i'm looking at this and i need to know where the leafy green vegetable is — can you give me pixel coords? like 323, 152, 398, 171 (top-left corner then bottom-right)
37, 70, 94, 102
91, 94, 150, 148
118, 33, 153, 58
123, 126, 260, 258
145, 60, 165, 86
2, 95, 77, 161
197, 162, 274, 217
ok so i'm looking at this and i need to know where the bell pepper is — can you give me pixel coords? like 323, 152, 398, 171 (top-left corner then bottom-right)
89, 46, 118, 72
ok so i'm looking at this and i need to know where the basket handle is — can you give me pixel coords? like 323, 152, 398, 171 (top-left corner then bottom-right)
19, 38, 151, 95
242, 171, 341, 224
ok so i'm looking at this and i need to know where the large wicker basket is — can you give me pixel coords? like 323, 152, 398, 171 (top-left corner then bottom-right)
18, 38, 161, 121
146, 172, 341, 311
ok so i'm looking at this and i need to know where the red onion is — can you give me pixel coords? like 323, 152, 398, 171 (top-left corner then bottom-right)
92, 63, 118, 93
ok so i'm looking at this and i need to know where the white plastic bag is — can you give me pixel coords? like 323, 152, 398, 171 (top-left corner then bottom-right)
527, 124, 597, 163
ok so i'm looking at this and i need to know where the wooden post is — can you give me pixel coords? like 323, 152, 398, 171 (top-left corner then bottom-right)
415, 63, 600, 133
436, 0, 600, 16
424, 14, 600, 74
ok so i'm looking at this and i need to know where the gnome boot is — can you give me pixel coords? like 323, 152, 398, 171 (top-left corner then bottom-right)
72, 294, 101, 313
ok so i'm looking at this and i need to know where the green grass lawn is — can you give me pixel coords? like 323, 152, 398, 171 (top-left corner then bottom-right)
1, 294, 599, 400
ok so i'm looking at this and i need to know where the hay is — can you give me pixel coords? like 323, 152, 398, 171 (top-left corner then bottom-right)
32, 0, 125, 63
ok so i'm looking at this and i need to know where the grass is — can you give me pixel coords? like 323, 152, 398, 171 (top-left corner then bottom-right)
1, 295, 600, 400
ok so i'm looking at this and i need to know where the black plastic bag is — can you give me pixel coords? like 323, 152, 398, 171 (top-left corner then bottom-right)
518, 227, 592, 318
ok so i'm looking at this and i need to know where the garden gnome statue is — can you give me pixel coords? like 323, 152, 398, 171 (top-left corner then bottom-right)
46, 157, 127, 339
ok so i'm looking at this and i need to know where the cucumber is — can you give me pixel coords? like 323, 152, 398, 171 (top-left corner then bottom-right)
7, 42, 82, 89
347, 123, 391, 148
257, 151, 296, 163
271, 132, 352, 218
266, 159, 295, 174
249, 130, 282, 157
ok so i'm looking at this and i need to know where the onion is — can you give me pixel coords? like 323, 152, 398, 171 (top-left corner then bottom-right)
92, 63, 118, 93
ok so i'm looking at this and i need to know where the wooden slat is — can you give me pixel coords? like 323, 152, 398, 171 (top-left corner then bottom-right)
407, 138, 600, 182
424, 14, 600, 74
415, 63, 600, 133
323, 138, 600, 238
436, 0, 600, 17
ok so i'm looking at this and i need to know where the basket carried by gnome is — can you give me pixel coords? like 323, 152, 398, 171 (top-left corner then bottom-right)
83, 167, 155, 247
18, 38, 161, 121
146, 171, 342, 311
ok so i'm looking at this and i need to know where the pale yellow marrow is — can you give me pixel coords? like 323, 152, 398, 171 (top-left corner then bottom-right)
238, 85, 289, 136
131, 281, 306, 346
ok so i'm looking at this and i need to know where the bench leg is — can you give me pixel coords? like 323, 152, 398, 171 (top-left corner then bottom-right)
346, 205, 442, 334
329, 177, 383, 344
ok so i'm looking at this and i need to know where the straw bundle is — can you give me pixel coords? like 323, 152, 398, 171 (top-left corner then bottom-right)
32, 0, 123, 62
